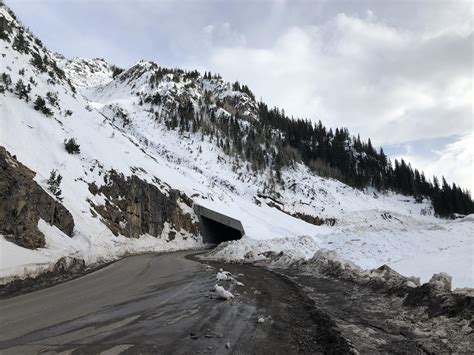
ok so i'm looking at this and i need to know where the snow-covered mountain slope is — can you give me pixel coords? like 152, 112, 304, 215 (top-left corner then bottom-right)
55, 55, 113, 89
0, 6, 202, 279
0, 5, 472, 288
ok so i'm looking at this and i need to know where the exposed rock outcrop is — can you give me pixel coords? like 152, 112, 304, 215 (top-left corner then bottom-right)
88, 170, 199, 239
0, 146, 74, 249
260, 195, 336, 226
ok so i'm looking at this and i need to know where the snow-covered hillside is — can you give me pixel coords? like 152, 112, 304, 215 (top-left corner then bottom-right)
0, 5, 472, 288
54, 55, 114, 89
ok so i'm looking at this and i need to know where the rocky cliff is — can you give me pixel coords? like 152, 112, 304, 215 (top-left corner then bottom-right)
0, 146, 74, 249
88, 170, 199, 240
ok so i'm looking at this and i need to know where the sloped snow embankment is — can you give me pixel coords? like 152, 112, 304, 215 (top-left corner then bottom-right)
205, 215, 474, 289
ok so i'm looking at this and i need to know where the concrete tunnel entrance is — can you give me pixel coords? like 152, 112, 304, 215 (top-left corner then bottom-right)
193, 204, 245, 244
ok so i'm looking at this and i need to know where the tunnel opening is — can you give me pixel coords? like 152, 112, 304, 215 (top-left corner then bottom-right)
200, 215, 243, 244
193, 204, 245, 245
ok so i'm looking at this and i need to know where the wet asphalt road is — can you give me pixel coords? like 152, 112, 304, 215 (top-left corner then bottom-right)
0, 251, 253, 354
0, 251, 341, 354
1, 250, 466, 354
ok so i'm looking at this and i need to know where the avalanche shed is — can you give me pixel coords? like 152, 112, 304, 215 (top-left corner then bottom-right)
193, 204, 245, 244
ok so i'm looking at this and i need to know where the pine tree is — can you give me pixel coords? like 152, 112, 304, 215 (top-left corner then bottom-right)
47, 169, 63, 201
12, 30, 28, 53
33, 96, 53, 116
15, 79, 30, 101
64, 138, 80, 154
46, 91, 58, 107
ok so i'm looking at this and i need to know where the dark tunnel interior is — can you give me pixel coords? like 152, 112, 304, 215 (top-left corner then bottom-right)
200, 216, 243, 244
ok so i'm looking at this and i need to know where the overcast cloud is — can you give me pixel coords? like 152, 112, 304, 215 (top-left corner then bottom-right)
7, 0, 473, 191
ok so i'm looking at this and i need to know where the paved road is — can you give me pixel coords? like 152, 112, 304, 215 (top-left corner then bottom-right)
0, 251, 244, 353
0, 251, 343, 354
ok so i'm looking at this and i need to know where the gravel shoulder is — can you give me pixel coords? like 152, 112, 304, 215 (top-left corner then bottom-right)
277, 268, 473, 354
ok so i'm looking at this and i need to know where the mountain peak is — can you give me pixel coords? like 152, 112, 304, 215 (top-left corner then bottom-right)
56, 57, 114, 89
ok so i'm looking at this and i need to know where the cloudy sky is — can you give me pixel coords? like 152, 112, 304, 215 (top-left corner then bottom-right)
8, 0, 473, 192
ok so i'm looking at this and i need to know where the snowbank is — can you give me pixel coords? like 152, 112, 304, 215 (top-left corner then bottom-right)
204, 235, 320, 266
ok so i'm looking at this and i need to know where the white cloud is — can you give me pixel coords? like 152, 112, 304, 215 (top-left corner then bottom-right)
201, 22, 247, 49
207, 13, 471, 145
397, 133, 474, 193
202, 11, 472, 190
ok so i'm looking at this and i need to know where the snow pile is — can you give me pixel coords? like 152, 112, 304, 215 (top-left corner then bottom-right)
216, 268, 231, 281
204, 235, 320, 265
304, 249, 361, 274
214, 284, 234, 300
429, 272, 452, 292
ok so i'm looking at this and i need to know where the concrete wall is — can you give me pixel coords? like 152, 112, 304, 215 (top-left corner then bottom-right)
193, 204, 245, 244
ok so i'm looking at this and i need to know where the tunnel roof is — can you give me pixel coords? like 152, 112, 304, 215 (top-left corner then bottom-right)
193, 203, 245, 236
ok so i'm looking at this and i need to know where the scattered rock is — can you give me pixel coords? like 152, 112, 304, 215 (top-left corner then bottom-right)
257, 317, 265, 323
225, 342, 231, 349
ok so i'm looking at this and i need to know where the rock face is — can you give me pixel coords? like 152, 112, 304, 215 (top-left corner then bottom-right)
0, 146, 74, 249
88, 170, 199, 239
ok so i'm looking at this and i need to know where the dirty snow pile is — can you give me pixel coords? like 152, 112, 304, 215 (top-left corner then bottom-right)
214, 284, 234, 300
205, 236, 320, 266
213, 268, 242, 300
207, 215, 474, 289
0, 5, 473, 289
216, 268, 232, 281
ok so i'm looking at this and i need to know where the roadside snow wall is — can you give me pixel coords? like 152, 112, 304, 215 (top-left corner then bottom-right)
193, 204, 244, 244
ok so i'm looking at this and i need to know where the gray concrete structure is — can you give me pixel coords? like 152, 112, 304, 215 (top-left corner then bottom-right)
193, 203, 245, 244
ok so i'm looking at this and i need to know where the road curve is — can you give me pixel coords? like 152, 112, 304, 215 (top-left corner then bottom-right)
0, 250, 345, 354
